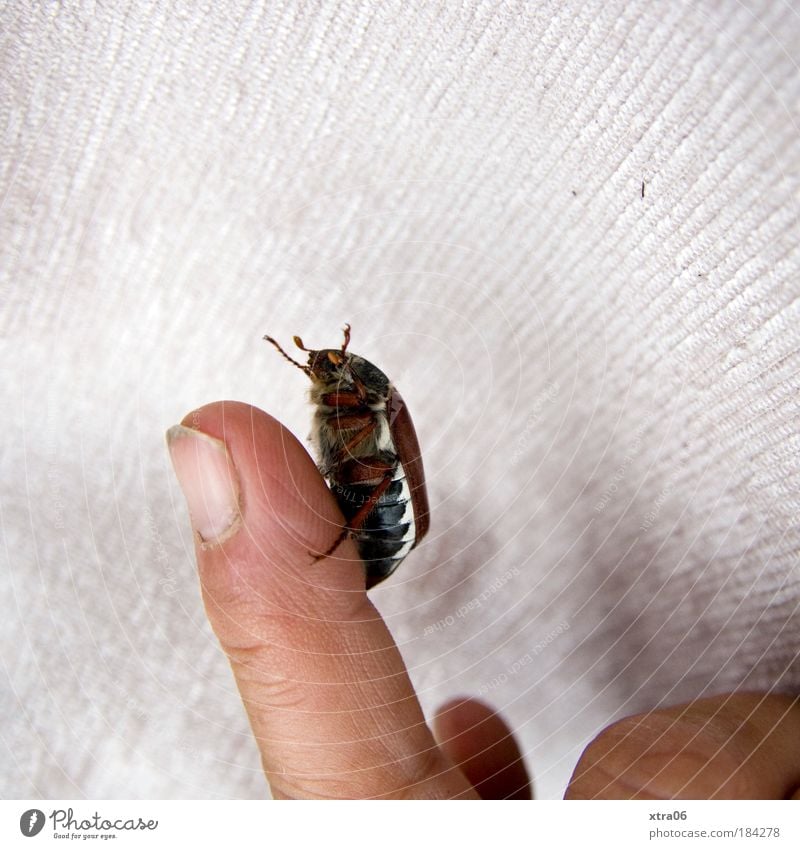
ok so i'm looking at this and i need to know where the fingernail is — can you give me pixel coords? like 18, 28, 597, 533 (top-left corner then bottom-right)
166, 424, 242, 546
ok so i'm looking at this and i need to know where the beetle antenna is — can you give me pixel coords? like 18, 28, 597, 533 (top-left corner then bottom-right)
263, 335, 311, 374
292, 335, 315, 353
341, 323, 351, 354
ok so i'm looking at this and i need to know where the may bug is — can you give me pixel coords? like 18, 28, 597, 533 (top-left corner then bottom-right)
264, 324, 430, 588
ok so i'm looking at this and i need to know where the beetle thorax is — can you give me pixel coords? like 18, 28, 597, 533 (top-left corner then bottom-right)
304, 351, 396, 475
306, 351, 391, 407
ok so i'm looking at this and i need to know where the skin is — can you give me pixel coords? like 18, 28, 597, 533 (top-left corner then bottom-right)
169, 401, 800, 800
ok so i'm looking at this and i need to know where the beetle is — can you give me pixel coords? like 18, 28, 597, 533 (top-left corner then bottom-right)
264, 324, 430, 588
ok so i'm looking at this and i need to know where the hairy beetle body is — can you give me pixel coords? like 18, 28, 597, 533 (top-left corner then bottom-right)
265, 325, 429, 588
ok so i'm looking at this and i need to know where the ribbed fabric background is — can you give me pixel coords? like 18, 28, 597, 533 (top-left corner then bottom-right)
2, 1, 798, 799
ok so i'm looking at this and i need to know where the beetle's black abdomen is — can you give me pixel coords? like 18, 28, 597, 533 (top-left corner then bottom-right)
333, 472, 416, 588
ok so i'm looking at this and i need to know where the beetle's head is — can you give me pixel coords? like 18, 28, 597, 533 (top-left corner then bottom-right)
305, 348, 350, 383
264, 326, 390, 399
264, 324, 355, 385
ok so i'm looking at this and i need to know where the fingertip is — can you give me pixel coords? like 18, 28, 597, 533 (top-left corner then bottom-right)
434, 697, 532, 800
565, 694, 800, 800
434, 696, 496, 728
174, 401, 369, 606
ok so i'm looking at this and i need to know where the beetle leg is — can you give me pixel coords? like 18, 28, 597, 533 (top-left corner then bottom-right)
312, 526, 349, 563
321, 391, 363, 407
318, 325, 365, 400
331, 418, 378, 467
312, 469, 395, 563
340, 357, 368, 401
319, 418, 379, 476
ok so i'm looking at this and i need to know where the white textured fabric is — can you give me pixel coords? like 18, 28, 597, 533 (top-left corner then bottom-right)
2, 1, 799, 799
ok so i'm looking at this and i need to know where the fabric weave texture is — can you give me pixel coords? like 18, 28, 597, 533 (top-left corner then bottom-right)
2, 0, 799, 798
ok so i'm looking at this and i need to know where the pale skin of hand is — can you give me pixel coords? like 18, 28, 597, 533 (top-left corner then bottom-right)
167, 401, 800, 800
